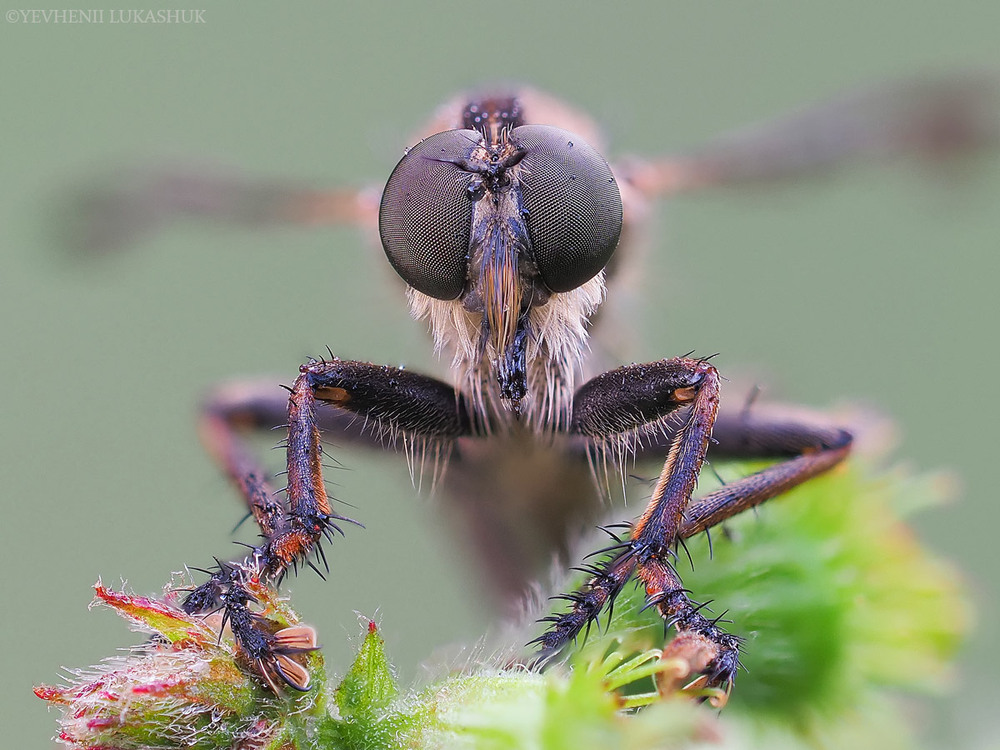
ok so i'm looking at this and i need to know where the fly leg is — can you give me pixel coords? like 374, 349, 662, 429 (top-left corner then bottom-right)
183, 356, 472, 691
536, 357, 852, 702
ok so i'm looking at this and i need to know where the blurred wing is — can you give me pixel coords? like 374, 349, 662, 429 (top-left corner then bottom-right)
623, 73, 999, 197
61, 164, 379, 254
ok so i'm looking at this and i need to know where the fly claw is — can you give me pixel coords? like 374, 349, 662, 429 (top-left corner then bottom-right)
179, 559, 320, 694
252, 624, 319, 694
656, 630, 740, 708
219, 584, 319, 693
651, 590, 742, 705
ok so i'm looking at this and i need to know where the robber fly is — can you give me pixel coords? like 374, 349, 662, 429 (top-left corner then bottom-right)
75, 78, 996, 699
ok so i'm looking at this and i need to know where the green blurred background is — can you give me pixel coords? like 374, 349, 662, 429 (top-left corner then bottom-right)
4, 1, 999, 746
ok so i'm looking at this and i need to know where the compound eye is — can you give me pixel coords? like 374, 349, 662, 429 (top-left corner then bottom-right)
379, 129, 483, 300
510, 124, 622, 292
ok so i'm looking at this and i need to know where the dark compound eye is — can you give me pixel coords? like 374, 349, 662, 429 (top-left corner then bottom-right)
379, 129, 483, 300
510, 124, 622, 293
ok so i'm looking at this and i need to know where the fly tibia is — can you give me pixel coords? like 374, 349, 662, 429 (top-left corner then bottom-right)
531, 548, 637, 661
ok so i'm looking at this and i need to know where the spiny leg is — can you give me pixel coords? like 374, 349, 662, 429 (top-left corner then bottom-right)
679, 421, 852, 538
184, 357, 471, 691
634, 402, 855, 534
190, 376, 354, 597
534, 357, 719, 655
537, 357, 853, 700
182, 371, 359, 692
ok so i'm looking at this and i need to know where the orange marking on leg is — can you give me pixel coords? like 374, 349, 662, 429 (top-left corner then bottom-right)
672, 386, 698, 403
308, 422, 332, 517
271, 531, 313, 565
315, 386, 350, 405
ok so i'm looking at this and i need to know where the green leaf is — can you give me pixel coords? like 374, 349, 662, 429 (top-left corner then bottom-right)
335, 620, 398, 717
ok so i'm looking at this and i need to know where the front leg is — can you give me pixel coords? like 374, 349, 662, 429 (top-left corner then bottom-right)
536, 357, 852, 703
184, 357, 472, 691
